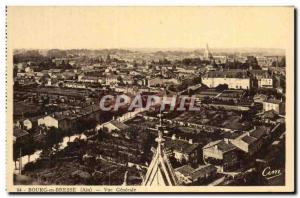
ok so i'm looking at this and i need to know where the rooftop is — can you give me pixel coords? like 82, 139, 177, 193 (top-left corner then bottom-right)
265, 99, 282, 104
250, 126, 267, 139
164, 136, 199, 154
175, 164, 217, 181
14, 128, 29, 138
203, 70, 248, 78
110, 120, 130, 130
203, 139, 236, 153
241, 135, 257, 144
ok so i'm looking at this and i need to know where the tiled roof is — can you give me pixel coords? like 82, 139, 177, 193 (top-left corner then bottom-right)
13, 128, 29, 138
250, 126, 267, 139
203, 139, 236, 153
265, 99, 282, 104
175, 164, 217, 181
204, 70, 248, 78
164, 137, 199, 154
241, 135, 257, 144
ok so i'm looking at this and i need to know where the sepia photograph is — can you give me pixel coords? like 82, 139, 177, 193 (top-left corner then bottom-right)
6, 6, 294, 192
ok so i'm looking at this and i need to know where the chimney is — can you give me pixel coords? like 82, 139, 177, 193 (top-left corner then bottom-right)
224, 138, 229, 144
189, 139, 193, 144
171, 134, 176, 140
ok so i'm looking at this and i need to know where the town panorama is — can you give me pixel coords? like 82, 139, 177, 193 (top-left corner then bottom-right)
13, 46, 286, 186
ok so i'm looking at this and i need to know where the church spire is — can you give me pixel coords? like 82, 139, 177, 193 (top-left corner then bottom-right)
142, 112, 178, 186
204, 43, 214, 61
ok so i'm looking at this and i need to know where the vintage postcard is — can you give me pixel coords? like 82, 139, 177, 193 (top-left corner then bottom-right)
6, 6, 294, 192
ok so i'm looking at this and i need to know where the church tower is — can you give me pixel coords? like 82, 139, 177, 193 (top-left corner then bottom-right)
142, 113, 178, 186
204, 43, 214, 61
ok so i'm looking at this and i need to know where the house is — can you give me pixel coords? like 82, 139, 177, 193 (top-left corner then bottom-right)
106, 75, 119, 85
164, 135, 201, 165
148, 77, 180, 87
37, 112, 72, 131
263, 99, 284, 114
201, 70, 250, 89
38, 115, 59, 128
249, 70, 273, 88
17, 116, 40, 130
217, 90, 246, 102
203, 139, 239, 172
230, 126, 268, 156
256, 56, 274, 67
24, 66, 34, 73
97, 120, 130, 133
121, 76, 134, 85
254, 94, 268, 103
175, 164, 217, 185
48, 69, 62, 78
64, 82, 86, 89
258, 78, 273, 88
60, 71, 76, 80
13, 127, 30, 144
79, 76, 101, 83
260, 110, 281, 124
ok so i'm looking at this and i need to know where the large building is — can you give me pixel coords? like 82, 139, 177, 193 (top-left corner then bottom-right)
249, 70, 273, 88
201, 70, 250, 89
263, 99, 284, 114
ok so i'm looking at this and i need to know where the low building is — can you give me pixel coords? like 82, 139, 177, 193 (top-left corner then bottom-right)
217, 90, 246, 102
64, 81, 86, 89
249, 70, 273, 88
97, 120, 130, 133
230, 126, 268, 156
106, 75, 119, 85
121, 76, 134, 85
38, 113, 72, 131
203, 139, 239, 172
175, 164, 217, 185
13, 127, 30, 144
79, 76, 102, 83
148, 77, 180, 87
258, 78, 273, 88
263, 99, 284, 114
254, 94, 268, 103
17, 116, 40, 130
164, 135, 201, 165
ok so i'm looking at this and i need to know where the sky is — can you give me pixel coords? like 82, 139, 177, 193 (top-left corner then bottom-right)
7, 6, 294, 50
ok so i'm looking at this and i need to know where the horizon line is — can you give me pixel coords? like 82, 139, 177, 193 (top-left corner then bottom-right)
13, 47, 286, 51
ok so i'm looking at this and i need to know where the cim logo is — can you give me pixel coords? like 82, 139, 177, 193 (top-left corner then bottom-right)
261, 166, 282, 180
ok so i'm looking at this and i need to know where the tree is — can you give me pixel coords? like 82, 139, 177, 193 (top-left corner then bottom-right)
279, 57, 286, 67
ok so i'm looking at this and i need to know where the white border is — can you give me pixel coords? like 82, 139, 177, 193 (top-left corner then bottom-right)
0, 0, 298, 197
